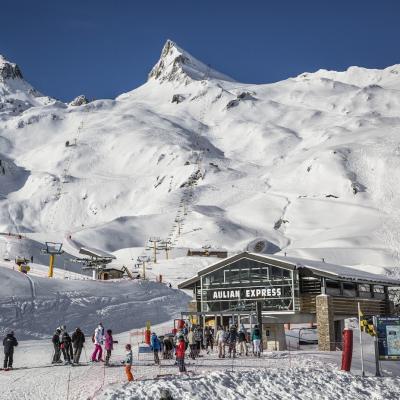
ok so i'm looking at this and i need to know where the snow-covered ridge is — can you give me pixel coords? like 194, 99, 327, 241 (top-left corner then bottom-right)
297, 64, 400, 89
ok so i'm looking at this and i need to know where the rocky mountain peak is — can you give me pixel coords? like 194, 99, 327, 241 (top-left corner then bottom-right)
148, 39, 234, 84
0, 55, 23, 81
69, 94, 89, 107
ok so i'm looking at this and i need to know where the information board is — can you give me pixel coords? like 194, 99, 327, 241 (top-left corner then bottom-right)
376, 316, 400, 361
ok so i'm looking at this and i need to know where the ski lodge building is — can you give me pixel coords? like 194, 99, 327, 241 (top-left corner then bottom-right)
178, 252, 400, 351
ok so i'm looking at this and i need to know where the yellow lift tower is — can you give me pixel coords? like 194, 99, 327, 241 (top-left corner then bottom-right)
41, 242, 63, 278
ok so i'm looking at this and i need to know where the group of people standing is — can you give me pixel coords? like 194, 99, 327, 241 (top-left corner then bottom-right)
172, 323, 263, 360
51, 323, 133, 381
205, 323, 263, 358
147, 322, 264, 374
51, 325, 85, 365
3, 322, 264, 380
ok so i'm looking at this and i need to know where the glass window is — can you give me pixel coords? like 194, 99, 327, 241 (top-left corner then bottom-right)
373, 285, 385, 299
224, 269, 241, 283
358, 284, 370, 292
343, 282, 356, 297
373, 285, 385, 293
200, 257, 295, 312
326, 280, 341, 295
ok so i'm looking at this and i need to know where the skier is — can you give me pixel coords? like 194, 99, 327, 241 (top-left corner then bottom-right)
238, 325, 248, 356
71, 327, 85, 364
251, 324, 262, 357
61, 330, 73, 364
150, 332, 161, 365
199, 326, 205, 350
187, 327, 196, 359
3, 331, 18, 370
123, 344, 133, 381
104, 329, 118, 366
204, 326, 214, 353
163, 335, 174, 359
51, 328, 62, 364
91, 323, 104, 362
215, 326, 226, 358
227, 324, 238, 358
175, 335, 186, 374
193, 325, 202, 357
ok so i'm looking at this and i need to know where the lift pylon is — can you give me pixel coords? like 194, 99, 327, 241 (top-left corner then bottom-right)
41, 242, 63, 278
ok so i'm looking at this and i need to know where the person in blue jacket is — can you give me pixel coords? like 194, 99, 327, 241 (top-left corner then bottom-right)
150, 332, 161, 365
251, 324, 262, 357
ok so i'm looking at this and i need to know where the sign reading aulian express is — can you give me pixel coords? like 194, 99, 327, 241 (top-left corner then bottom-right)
209, 287, 282, 300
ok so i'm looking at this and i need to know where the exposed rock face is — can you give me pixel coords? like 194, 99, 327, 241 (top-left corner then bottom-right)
171, 94, 185, 104
69, 95, 89, 107
148, 39, 234, 84
0, 55, 23, 81
226, 92, 256, 109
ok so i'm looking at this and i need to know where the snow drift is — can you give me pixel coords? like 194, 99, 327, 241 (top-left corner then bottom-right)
0, 266, 189, 339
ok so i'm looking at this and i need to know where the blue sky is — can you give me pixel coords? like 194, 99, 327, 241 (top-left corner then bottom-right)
2, 0, 399, 101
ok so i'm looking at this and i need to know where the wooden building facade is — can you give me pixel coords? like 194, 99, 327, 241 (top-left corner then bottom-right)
178, 252, 400, 350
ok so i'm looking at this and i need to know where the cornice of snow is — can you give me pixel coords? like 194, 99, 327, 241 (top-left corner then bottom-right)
148, 39, 235, 84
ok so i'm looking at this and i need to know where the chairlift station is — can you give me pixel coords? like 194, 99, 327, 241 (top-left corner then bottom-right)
178, 252, 400, 351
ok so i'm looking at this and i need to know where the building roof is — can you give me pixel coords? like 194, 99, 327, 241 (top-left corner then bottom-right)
79, 246, 116, 259
188, 248, 227, 252
178, 251, 400, 289
101, 267, 123, 273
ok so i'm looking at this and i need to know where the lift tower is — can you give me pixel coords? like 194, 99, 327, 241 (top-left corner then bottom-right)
41, 242, 63, 278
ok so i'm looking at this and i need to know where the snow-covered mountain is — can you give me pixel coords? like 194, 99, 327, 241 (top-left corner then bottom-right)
1, 40, 400, 274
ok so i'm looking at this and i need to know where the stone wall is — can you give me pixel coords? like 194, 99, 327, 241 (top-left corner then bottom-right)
316, 294, 335, 351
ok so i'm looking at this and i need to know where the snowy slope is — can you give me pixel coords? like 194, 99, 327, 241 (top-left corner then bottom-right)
0, 40, 400, 276
0, 265, 189, 339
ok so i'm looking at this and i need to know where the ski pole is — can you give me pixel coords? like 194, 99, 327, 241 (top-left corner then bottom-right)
83, 346, 88, 363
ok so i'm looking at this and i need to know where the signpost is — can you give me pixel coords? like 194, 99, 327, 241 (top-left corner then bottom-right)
376, 316, 400, 361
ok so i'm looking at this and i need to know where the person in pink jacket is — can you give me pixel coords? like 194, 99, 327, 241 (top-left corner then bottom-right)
104, 329, 118, 366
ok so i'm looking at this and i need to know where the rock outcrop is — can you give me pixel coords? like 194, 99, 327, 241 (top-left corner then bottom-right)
69, 95, 89, 106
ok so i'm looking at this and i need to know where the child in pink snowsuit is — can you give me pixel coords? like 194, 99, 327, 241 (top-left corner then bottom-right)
104, 329, 118, 366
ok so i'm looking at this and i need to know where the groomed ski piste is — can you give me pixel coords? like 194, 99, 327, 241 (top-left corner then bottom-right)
0, 319, 400, 400
1, 40, 400, 399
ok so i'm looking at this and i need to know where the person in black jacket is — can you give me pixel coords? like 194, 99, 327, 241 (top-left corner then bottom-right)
71, 328, 85, 364
3, 331, 18, 370
52, 329, 62, 364
227, 325, 238, 358
61, 331, 73, 364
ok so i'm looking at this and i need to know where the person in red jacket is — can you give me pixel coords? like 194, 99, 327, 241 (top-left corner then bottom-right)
175, 335, 186, 373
